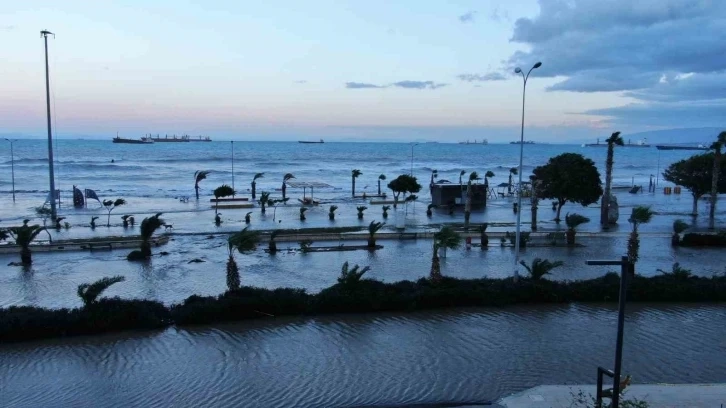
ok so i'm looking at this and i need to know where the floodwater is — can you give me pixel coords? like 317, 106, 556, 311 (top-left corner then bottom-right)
2, 304, 726, 407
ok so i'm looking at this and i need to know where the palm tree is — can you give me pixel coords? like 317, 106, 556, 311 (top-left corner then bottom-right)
103, 198, 126, 227
708, 132, 726, 229
77, 276, 125, 306
268, 230, 280, 254
672, 219, 689, 246
464, 171, 481, 230
194, 170, 210, 200
226, 227, 260, 291
90, 216, 99, 229
508, 167, 518, 195
258, 191, 272, 214
479, 223, 489, 249
601, 131, 624, 226
282, 173, 295, 200
459, 170, 467, 193
329, 205, 338, 220
565, 213, 590, 246
627, 206, 654, 265
8, 221, 47, 264
378, 174, 386, 196
213, 184, 235, 214
352, 169, 362, 197
367, 221, 385, 248
484, 171, 494, 188
357, 206, 367, 220
337, 262, 371, 286
519, 258, 564, 280
121, 215, 133, 228
530, 175, 540, 232
299, 207, 308, 221
426, 203, 435, 217
245, 211, 252, 224
382, 205, 390, 219
251, 173, 264, 200
430, 225, 461, 281
139, 213, 165, 258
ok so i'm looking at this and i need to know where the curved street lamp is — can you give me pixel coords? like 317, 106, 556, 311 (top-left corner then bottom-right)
513, 62, 542, 280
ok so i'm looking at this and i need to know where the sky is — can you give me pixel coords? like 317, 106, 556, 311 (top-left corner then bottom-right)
1, 0, 725, 142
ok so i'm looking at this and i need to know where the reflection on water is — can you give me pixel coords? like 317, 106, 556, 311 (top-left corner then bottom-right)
2, 304, 726, 407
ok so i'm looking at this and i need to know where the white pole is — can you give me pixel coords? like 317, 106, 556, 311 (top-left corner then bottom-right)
42, 30, 57, 219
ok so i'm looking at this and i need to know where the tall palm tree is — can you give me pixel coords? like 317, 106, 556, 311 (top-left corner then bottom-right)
251, 173, 264, 200
508, 167, 518, 195
601, 131, 624, 226
77, 276, 125, 307
226, 227, 260, 291
464, 171, 481, 230
530, 175, 540, 231
103, 198, 126, 227
484, 170, 494, 188
430, 225, 461, 281
709, 132, 726, 229
378, 174, 386, 196
352, 169, 362, 197
459, 170, 466, 193
367, 221, 385, 248
357, 206, 367, 220
213, 184, 235, 214
329, 205, 338, 220
268, 230, 280, 254
258, 191, 272, 214
139, 213, 165, 258
519, 258, 564, 280
282, 173, 295, 200
8, 221, 47, 264
627, 206, 654, 266
194, 170, 210, 200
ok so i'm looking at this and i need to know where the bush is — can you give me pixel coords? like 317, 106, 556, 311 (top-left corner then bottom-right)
680, 232, 726, 247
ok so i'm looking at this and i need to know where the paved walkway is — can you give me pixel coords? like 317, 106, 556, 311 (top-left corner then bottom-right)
496, 384, 726, 407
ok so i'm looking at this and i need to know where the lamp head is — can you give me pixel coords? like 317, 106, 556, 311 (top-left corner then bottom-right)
514, 67, 522, 74
533, 62, 542, 69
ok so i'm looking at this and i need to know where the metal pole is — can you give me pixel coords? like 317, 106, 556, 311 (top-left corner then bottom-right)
611, 255, 630, 408
513, 72, 528, 279
5, 139, 16, 202
42, 30, 57, 219
231, 140, 235, 196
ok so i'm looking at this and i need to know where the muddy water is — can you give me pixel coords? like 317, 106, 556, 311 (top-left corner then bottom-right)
3, 304, 726, 407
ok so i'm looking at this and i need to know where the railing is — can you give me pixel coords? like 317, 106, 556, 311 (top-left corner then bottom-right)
596, 366, 615, 408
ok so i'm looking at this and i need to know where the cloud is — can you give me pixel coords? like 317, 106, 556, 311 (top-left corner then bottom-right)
506, 0, 726, 126
392, 81, 447, 90
457, 72, 507, 82
489, 7, 510, 22
584, 100, 726, 127
294, 80, 308, 84
459, 11, 476, 23
345, 82, 386, 89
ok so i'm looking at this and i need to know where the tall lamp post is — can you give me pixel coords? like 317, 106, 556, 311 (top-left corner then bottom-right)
512, 62, 542, 279
41, 30, 57, 220
4, 139, 17, 202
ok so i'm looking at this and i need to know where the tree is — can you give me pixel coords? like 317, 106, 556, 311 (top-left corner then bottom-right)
337, 262, 371, 287
213, 184, 235, 214
377, 174, 386, 196
533, 153, 603, 222
430, 225, 461, 281
367, 221, 385, 248
357, 206, 367, 219
426, 203, 435, 217
484, 171, 494, 188
268, 230, 280, 254
103, 198, 126, 227
194, 170, 210, 200
281, 173, 295, 200
121, 215, 133, 228
382, 205, 390, 219
77, 276, 125, 307
127, 213, 165, 260
90, 216, 99, 229
245, 212, 252, 224
565, 213, 589, 246
519, 258, 564, 280
258, 191, 272, 214
35, 206, 52, 228
627, 206, 654, 265
709, 131, 726, 228
459, 170, 466, 190
663, 153, 726, 215
251, 173, 264, 200
299, 207, 308, 221
387, 174, 422, 209
7, 221, 48, 264
508, 167, 518, 195
226, 227, 260, 291
601, 131, 623, 226
329, 205, 338, 220
479, 223, 489, 249
464, 171, 481, 230
530, 175, 540, 232
672, 219, 689, 246
352, 169, 362, 197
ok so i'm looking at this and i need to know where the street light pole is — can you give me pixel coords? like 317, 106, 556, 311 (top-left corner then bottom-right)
512, 62, 542, 280
41, 30, 57, 220
4, 139, 17, 202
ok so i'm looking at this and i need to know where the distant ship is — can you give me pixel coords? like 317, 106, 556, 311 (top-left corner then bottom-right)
583, 138, 651, 147
148, 134, 190, 143
656, 144, 708, 151
188, 135, 212, 142
298, 139, 324, 144
112, 134, 154, 144
459, 139, 488, 145
510, 140, 535, 145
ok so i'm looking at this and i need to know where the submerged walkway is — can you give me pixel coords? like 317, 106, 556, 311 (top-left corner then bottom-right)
495, 384, 726, 407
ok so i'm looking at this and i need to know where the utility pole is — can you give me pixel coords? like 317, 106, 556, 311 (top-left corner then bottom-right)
41, 30, 57, 220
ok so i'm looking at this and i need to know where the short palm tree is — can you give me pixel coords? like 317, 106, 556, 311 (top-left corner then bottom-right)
519, 258, 564, 280
378, 174, 386, 195
479, 223, 489, 249
329, 205, 338, 220
484, 170, 494, 188
337, 262, 371, 286
430, 225, 461, 281
357, 206, 367, 220
426, 203, 435, 217
459, 170, 466, 192
352, 169, 362, 197
601, 131, 623, 226
299, 207, 308, 221
282, 173, 295, 200
268, 230, 280, 254
77, 276, 125, 307
226, 227, 260, 291
508, 167, 518, 195
251, 172, 264, 200
103, 198, 126, 227
121, 214, 133, 228
258, 191, 272, 214
672, 219, 689, 246
565, 213, 590, 246
213, 184, 235, 214
709, 132, 726, 229
245, 211, 252, 224
194, 170, 210, 200
367, 221, 385, 248
382, 205, 390, 219
628, 206, 654, 265
465, 171, 481, 230
140, 213, 165, 257
8, 221, 48, 264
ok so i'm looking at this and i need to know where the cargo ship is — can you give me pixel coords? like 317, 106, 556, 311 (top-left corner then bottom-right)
655, 144, 708, 151
112, 135, 154, 144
